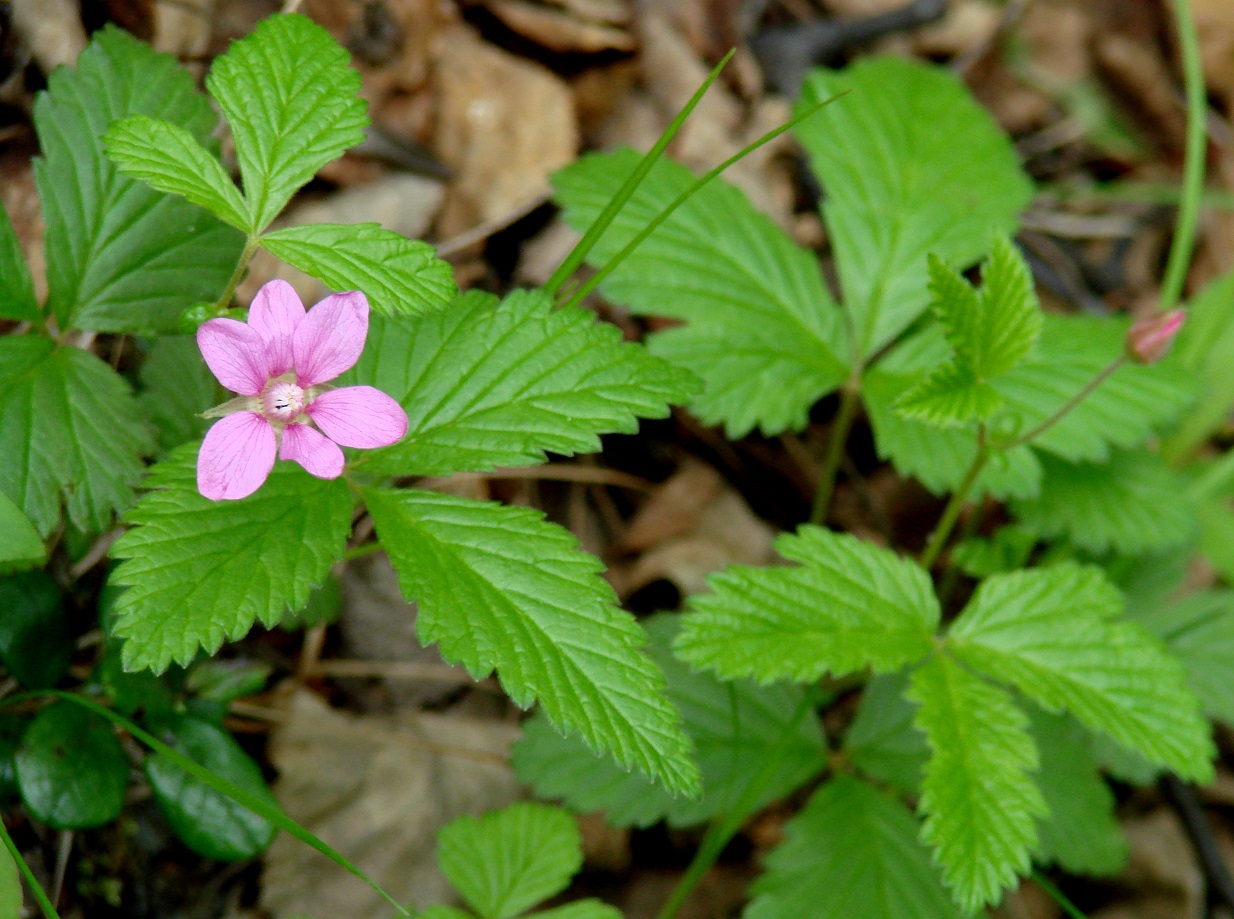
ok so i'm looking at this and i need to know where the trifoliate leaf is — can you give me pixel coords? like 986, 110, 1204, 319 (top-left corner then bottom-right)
797, 57, 1032, 357
438, 803, 581, 919
365, 488, 700, 797
512, 615, 826, 828
206, 14, 368, 232
844, 670, 928, 796
346, 290, 697, 477
110, 445, 353, 673
1010, 449, 1196, 555
745, 776, 968, 919
16, 701, 129, 830
908, 654, 1045, 912
554, 148, 848, 438
675, 525, 938, 684
1128, 590, 1234, 728
33, 26, 243, 333
896, 239, 1041, 427
1028, 708, 1127, 876
1163, 268, 1234, 459
261, 223, 455, 318
103, 114, 250, 231
137, 336, 216, 453
0, 337, 151, 536
0, 201, 37, 322
0, 491, 45, 569
146, 714, 278, 861
948, 564, 1214, 781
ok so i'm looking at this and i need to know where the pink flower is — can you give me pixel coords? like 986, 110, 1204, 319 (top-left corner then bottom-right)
195, 280, 408, 501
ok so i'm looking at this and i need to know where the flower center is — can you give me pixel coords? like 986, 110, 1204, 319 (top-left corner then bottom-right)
261, 379, 305, 423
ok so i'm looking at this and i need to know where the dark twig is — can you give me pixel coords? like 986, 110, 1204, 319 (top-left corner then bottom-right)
1161, 773, 1234, 918
751, 0, 947, 95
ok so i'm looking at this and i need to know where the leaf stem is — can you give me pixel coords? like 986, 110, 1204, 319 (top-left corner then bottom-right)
810, 377, 861, 525
1159, 0, 1207, 313
0, 818, 62, 919
920, 427, 988, 570
1030, 870, 1089, 919
342, 541, 383, 563
213, 235, 260, 313
997, 356, 1124, 450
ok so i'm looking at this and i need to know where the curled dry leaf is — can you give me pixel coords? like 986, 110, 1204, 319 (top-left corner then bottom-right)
485, 0, 636, 53
261, 690, 521, 918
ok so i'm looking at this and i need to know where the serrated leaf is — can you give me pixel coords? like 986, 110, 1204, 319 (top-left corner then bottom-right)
438, 802, 580, 919
908, 654, 1045, 912
952, 525, 1037, 579
0, 337, 152, 536
675, 525, 938, 684
0, 572, 72, 689
844, 670, 928, 796
16, 701, 129, 830
745, 776, 968, 919
527, 902, 622, 919
261, 223, 455, 318
948, 564, 1214, 781
895, 362, 1004, 428
1010, 449, 1196, 555
146, 714, 277, 860
365, 487, 700, 796
137, 336, 217, 453
1028, 708, 1127, 876
206, 14, 368, 231
1128, 591, 1234, 728
1163, 268, 1234, 458
554, 148, 848, 438
346, 290, 697, 477
104, 114, 250, 230
512, 615, 826, 828
110, 445, 353, 673
797, 58, 1032, 357
33, 26, 244, 333
0, 201, 37, 322
0, 491, 45, 569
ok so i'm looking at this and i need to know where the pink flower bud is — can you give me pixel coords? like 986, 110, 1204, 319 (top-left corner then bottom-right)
1126, 310, 1186, 364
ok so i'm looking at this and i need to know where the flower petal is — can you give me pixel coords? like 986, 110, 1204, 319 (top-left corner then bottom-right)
307, 386, 408, 448
293, 291, 369, 386
280, 423, 345, 479
197, 317, 273, 395
197, 412, 276, 500
248, 279, 305, 376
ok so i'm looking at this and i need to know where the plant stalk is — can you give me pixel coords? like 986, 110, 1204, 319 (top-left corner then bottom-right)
213, 236, 260, 313
920, 427, 988, 570
998, 357, 1124, 451
0, 818, 61, 919
810, 378, 861, 525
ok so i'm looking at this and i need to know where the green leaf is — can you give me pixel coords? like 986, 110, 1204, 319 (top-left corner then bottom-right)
0, 337, 152, 536
1010, 449, 1196, 555
418, 909, 474, 919
347, 290, 697, 477
103, 114, 250, 230
0, 832, 20, 918
438, 802, 581, 919
0, 572, 72, 689
797, 57, 1033, 357
844, 670, 928, 796
1163, 268, 1234, 458
896, 240, 1041, 427
1128, 591, 1234, 728
33, 25, 244, 333
745, 776, 967, 919
365, 487, 700, 797
137, 336, 217, 453
907, 654, 1045, 912
0, 492, 45, 569
206, 13, 368, 232
146, 714, 278, 860
952, 525, 1037, 579
110, 445, 353, 673
16, 701, 129, 829
948, 564, 1214, 781
261, 223, 455, 318
528, 903, 622, 919
512, 615, 826, 828
675, 525, 938, 684
0, 202, 37, 322
1028, 708, 1127, 876
554, 148, 848, 437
